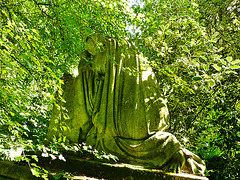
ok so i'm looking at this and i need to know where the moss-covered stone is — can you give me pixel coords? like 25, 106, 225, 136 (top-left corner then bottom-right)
0, 158, 208, 180
47, 34, 206, 176
0, 160, 41, 180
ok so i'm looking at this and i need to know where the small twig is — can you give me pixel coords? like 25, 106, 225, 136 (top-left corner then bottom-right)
32, 0, 53, 18
10, 55, 38, 84
35, 3, 52, 6
10, 55, 43, 97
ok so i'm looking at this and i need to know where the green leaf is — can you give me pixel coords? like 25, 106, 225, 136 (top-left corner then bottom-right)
226, 71, 238, 74
26, 43, 31, 49
41, 174, 49, 180
193, 76, 202, 81
226, 56, 232, 62
208, 79, 215, 87
166, 29, 172, 35
53, 174, 62, 180
10, 112, 15, 116
31, 29, 39, 35
31, 168, 40, 177
236, 100, 240, 111
170, 16, 177, 20
15, 156, 23, 161
182, 45, 190, 54
202, 64, 209, 71
213, 64, 221, 71
31, 155, 38, 162
41, 152, 49, 157
58, 154, 66, 162
220, 59, 226, 65
24, 157, 31, 162
201, 56, 207, 61
229, 65, 240, 69
31, 163, 40, 168
218, 47, 224, 52
231, 60, 240, 64
50, 154, 57, 160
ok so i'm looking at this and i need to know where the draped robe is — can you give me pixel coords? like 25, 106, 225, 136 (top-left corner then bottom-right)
47, 34, 206, 175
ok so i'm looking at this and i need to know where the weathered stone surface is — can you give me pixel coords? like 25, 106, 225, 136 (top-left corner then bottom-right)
47, 34, 206, 176
0, 158, 209, 180
0, 160, 41, 180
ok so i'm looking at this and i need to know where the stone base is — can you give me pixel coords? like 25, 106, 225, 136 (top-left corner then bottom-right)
0, 158, 208, 180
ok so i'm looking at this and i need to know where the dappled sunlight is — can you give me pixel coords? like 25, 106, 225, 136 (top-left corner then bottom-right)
1, 0, 239, 179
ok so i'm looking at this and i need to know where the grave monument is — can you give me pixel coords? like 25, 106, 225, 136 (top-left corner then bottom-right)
47, 34, 206, 175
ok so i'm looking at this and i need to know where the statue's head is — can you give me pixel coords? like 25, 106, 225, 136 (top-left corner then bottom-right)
86, 34, 107, 55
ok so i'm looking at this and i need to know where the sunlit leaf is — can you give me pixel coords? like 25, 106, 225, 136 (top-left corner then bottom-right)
226, 71, 238, 74
42, 152, 49, 157
58, 154, 66, 162
231, 60, 240, 64
220, 59, 227, 65
31, 168, 40, 177
226, 56, 232, 62
170, 16, 177, 20
10, 112, 15, 116
208, 79, 215, 87
15, 156, 23, 161
31, 155, 38, 162
213, 64, 221, 71
182, 45, 190, 54
230, 65, 240, 69
201, 56, 207, 61
50, 154, 57, 160
218, 47, 224, 52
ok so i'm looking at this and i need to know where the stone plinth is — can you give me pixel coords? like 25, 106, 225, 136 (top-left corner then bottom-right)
0, 158, 208, 180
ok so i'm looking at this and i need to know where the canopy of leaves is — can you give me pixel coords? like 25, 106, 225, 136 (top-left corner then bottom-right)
130, 0, 240, 178
1, 0, 239, 179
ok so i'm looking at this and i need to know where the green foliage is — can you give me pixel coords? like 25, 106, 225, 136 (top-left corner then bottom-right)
188, 82, 240, 179
1, 0, 239, 179
130, 0, 240, 179
1, 0, 129, 178
1, 1, 58, 146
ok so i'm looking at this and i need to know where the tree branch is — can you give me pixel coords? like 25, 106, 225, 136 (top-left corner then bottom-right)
32, 0, 53, 18
10, 55, 39, 86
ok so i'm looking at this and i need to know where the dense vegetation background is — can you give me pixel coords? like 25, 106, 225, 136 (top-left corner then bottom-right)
1, 0, 239, 179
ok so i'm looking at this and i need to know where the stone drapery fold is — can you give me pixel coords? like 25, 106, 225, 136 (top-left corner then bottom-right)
47, 34, 206, 175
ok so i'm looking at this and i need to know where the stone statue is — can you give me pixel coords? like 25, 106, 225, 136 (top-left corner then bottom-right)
47, 34, 206, 175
